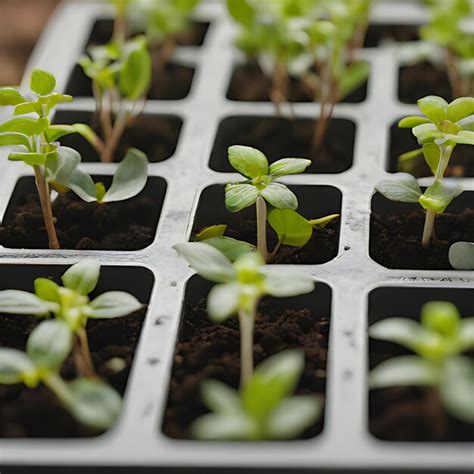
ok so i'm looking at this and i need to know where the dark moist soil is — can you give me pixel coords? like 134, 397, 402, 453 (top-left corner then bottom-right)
0, 192, 156, 251
0, 307, 146, 438
398, 61, 452, 104
370, 209, 474, 270
227, 63, 367, 103
162, 298, 329, 439
363, 24, 420, 47
369, 340, 474, 442
389, 125, 474, 178
210, 117, 355, 174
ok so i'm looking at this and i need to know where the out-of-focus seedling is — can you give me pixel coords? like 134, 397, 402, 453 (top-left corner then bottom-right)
192, 349, 321, 440
449, 242, 474, 270
375, 96, 474, 247
173, 242, 314, 386
369, 301, 474, 423
225, 145, 311, 261
0, 319, 122, 430
0, 260, 143, 377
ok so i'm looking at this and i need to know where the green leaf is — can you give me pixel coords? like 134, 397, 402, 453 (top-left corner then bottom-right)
26, 320, 72, 369
265, 396, 321, 439
226, 0, 255, 26
34, 278, 60, 303
369, 318, 425, 352
66, 168, 98, 203
264, 269, 315, 298
46, 146, 81, 187
451, 130, 474, 145
89, 291, 142, 319
61, 260, 101, 296
225, 183, 260, 212
0, 132, 31, 148
192, 412, 255, 440
0, 117, 49, 136
30, 69, 56, 95
449, 241, 474, 270
44, 124, 78, 142
261, 182, 297, 209
195, 225, 227, 241
201, 379, 242, 413
173, 242, 236, 283
338, 60, 370, 100
269, 158, 311, 178
8, 151, 46, 166
0, 348, 36, 385
309, 214, 339, 229
369, 355, 438, 389
417, 95, 448, 123
268, 208, 312, 247
67, 378, 122, 430
207, 282, 240, 322
202, 236, 256, 262
120, 37, 151, 100
101, 148, 148, 203
412, 123, 441, 144
418, 180, 463, 213
421, 301, 460, 338
447, 97, 474, 122
458, 319, 474, 351
439, 357, 474, 423
0, 289, 55, 315
228, 145, 268, 179
13, 102, 41, 116
422, 143, 441, 175
398, 116, 432, 128
0, 87, 26, 106
375, 173, 421, 203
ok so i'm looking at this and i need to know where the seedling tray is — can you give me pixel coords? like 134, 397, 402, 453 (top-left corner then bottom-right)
0, 1, 472, 472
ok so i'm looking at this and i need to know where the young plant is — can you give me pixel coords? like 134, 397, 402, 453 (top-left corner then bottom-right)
0, 260, 143, 377
225, 145, 311, 262
192, 350, 321, 440
79, 35, 151, 162
0, 319, 122, 430
369, 301, 474, 424
173, 242, 314, 386
375, 95, 474, 247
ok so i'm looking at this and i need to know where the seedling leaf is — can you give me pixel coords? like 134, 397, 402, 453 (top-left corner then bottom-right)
225, 183, 260, 212
30, 69, 56, 95
0, 87, 26, 106
202, 236, 256, 262
62, 260, 101, 296
418, 180, 463, 213
449, 241, 474, 270
228, 145, 268, 179
375, 173, 421, 202
89, 291, 142, 319
207, 282, 240, 322
269, 158, 311, 178
261, 182, 297, 209
264, 269, 315, 297
0, 348, 36, 385
268, 208, 312, 246
0, 289, 55, 315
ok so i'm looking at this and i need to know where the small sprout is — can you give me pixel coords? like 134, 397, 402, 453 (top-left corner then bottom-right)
192, 350, 321, 440
369, 301, 474, 423
0, 320, 121, 430
449, 242, 474, 270
375, 95, 473, 247
173, 242, 314, 386
225, 145, 311, 261
0, 260, 143, 377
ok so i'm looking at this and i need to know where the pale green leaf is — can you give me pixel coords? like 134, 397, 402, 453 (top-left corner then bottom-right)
261, 182, 297, 209
228, 145, 268, 179
89, 291, 142, 319
30, 69, 56, 95
375, 173, 421, 203
0, 289, 54, 316
269, 158, 311, 178
0, 348, 36, 385
207, 282, 240, 322
201, 379, 241, 413
268, 208, 312, 247
61, 260, 101, 296
225, 183, 260, 212
202, 236, 256, 262
264, 269, 314, 298
449, 241, 474, 270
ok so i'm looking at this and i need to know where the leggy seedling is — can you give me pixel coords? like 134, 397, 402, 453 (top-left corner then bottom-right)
0, 260, 143, 377
0, 319, 122, 430
369, 301, 474, 424
173, 243, 314, 386
192, 350, 321, 440
225, 145, 311, 262
375, 95, 474, 247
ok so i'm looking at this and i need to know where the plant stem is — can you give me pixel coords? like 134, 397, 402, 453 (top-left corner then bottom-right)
77, 328, 95, 377
270, 61, 290, 117
43, 372, 74, 408
113, 13, 126, 45
102, 107, 128, 162
256, 196, 269, 262
33, 165, 60, 249
444, 48, 463, 98
238, 307, 255, 387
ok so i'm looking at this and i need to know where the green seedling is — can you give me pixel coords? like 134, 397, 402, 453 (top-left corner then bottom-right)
173, 242, 314, 386
225, 145, 311, 261
107, 0, 135, 43
0, 260, 143, 377
192, 349, 321, 440
449, 241, 474, 270
79, 35, 151, 162
369, 301, 474, 423
375, 95, 474, 247
0, 319, 122, 430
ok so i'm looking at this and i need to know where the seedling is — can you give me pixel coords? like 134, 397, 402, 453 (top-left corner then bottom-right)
0, 260, 143, 377
192, 349, 321, 440
79, 35, 151, 162
107, 0, 135, 44
173, 242, 314, 386
0, 319, 122, 430
375, 95, 474, 246
369, 301, 474, 423
225, 145, 311, 261
449, 242, 474, 270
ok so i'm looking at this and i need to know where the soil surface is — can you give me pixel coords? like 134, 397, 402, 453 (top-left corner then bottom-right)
389, 125, 474, 178
370, 209, 474, 270
0, 191, 158, 251
369, 339, 474, 442
398, 61, 452, 104
363, 24, 419, 47
227, 63, 367, 103
0, 307, 146, 438
162, 298, 330, 439
210, 117, 355, 174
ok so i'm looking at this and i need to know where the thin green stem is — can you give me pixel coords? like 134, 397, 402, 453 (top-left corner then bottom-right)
238, 306, 256, 388
256, 196, 269, 262
43, 371, 74, 409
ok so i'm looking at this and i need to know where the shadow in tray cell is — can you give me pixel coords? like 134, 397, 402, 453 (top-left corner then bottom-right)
162, 274, 331, 439
363, 23, 420, 47
0, 175, 167, 251
210, 116, 355, 174
192, 184, 342, 265
0, 264, 154, 438
368, 286, 474, 442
